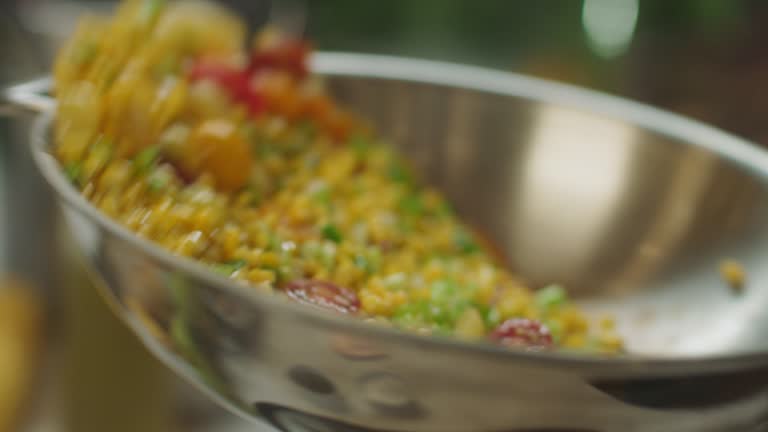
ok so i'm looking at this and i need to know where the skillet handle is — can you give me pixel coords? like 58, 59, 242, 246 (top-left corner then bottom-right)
0, 77, 55, 116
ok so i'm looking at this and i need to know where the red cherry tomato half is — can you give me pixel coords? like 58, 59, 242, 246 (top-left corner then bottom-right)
247, 39, 310, 78
284, 279, 361, 315
188, 62, 265, 114
490, 318, 553, 349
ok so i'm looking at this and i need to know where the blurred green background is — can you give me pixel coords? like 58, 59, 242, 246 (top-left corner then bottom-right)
301, 0, 767, 144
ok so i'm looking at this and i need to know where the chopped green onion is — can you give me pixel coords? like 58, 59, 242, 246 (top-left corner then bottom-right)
388, 161, 413, 185
319, 242, 337, 269
321, 224, 342, 243
297, 120, 317, 140
148, 176, 166, 192
348, 134, 371, 157
274, 265, 295, 284
147, 167, 172, 192
133, 146, 160, 174
248, 188, 262, 207
545, 319, 563, 343
392, 301, 429, 328
257, 143, 279, 157
454, 229, 479, 254
535, 284, 567, 310
365, 247, 382, 274
213, 259, 247, 276
430, 279, 458, 302
64, 162, 82, 185
483, 306, 501, 328
354, 254, 372, 274
384, 273, 407, 290
399, 194, 423, 216
430, 301, 468, 328
436, 201, 455, 218
312, 187, 331, 207
267, 233, 281, 251
426, 279, 475, 327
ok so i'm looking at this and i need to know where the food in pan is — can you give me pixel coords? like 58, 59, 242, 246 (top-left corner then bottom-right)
53, 0, 622, 353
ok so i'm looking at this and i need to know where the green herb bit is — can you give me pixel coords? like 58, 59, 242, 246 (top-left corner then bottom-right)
348, 134, 371, 157
392, 301, 429, 328
364, 247, 382, 274
388, 161, 413, 185
148, 176, 166, 192
298, 120, 317, 137
430, 279, 458, 302
213, 260, 247, 276
427, 279, 475, 327
454, 229, 479, 254
133, 146, 160, 174
544, 319, 563, 343
148, 169, 171, 192
535, 284, 567, 310
399, 194, 423, 216
354, 254, 372, 274
319, 242, 337, 269
256, 143, 279, 158
312, 187, 332, 208
267, 233, 282, 251
274, 265, 295, 285
436, 200, 455, 219
321, 223, 343, 243
384, 273, 407, 291
147, 166, 173, 192
429, 301, 469, 329
64, 162, 83, 186
483, 306, 501, 328
249, 190, 262, 207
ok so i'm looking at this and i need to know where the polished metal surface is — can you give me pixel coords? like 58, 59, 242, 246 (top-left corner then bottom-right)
18, 53, 768, 431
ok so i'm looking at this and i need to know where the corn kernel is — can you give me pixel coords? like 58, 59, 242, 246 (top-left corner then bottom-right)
720, 259, 746, 291
455, 308, 485, 340
563, 334, 586, 349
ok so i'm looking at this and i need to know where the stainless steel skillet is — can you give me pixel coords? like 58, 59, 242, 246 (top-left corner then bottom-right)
7, 53, 768, 432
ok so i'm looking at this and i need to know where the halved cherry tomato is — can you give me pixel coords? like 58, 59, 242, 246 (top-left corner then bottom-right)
284, 279, 360, 315
247, 39, 310, 78
490, 318, 553, 349
188, 62, 264, 114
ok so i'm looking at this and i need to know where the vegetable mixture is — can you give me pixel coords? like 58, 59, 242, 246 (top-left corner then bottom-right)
53, 0, 622, 353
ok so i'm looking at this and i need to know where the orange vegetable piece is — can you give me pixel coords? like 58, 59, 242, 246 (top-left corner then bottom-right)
180, 119, 253, 191
302, 93, 353, 142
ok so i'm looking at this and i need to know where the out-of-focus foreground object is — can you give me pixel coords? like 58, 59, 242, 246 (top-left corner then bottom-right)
0, 278, 43, 432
